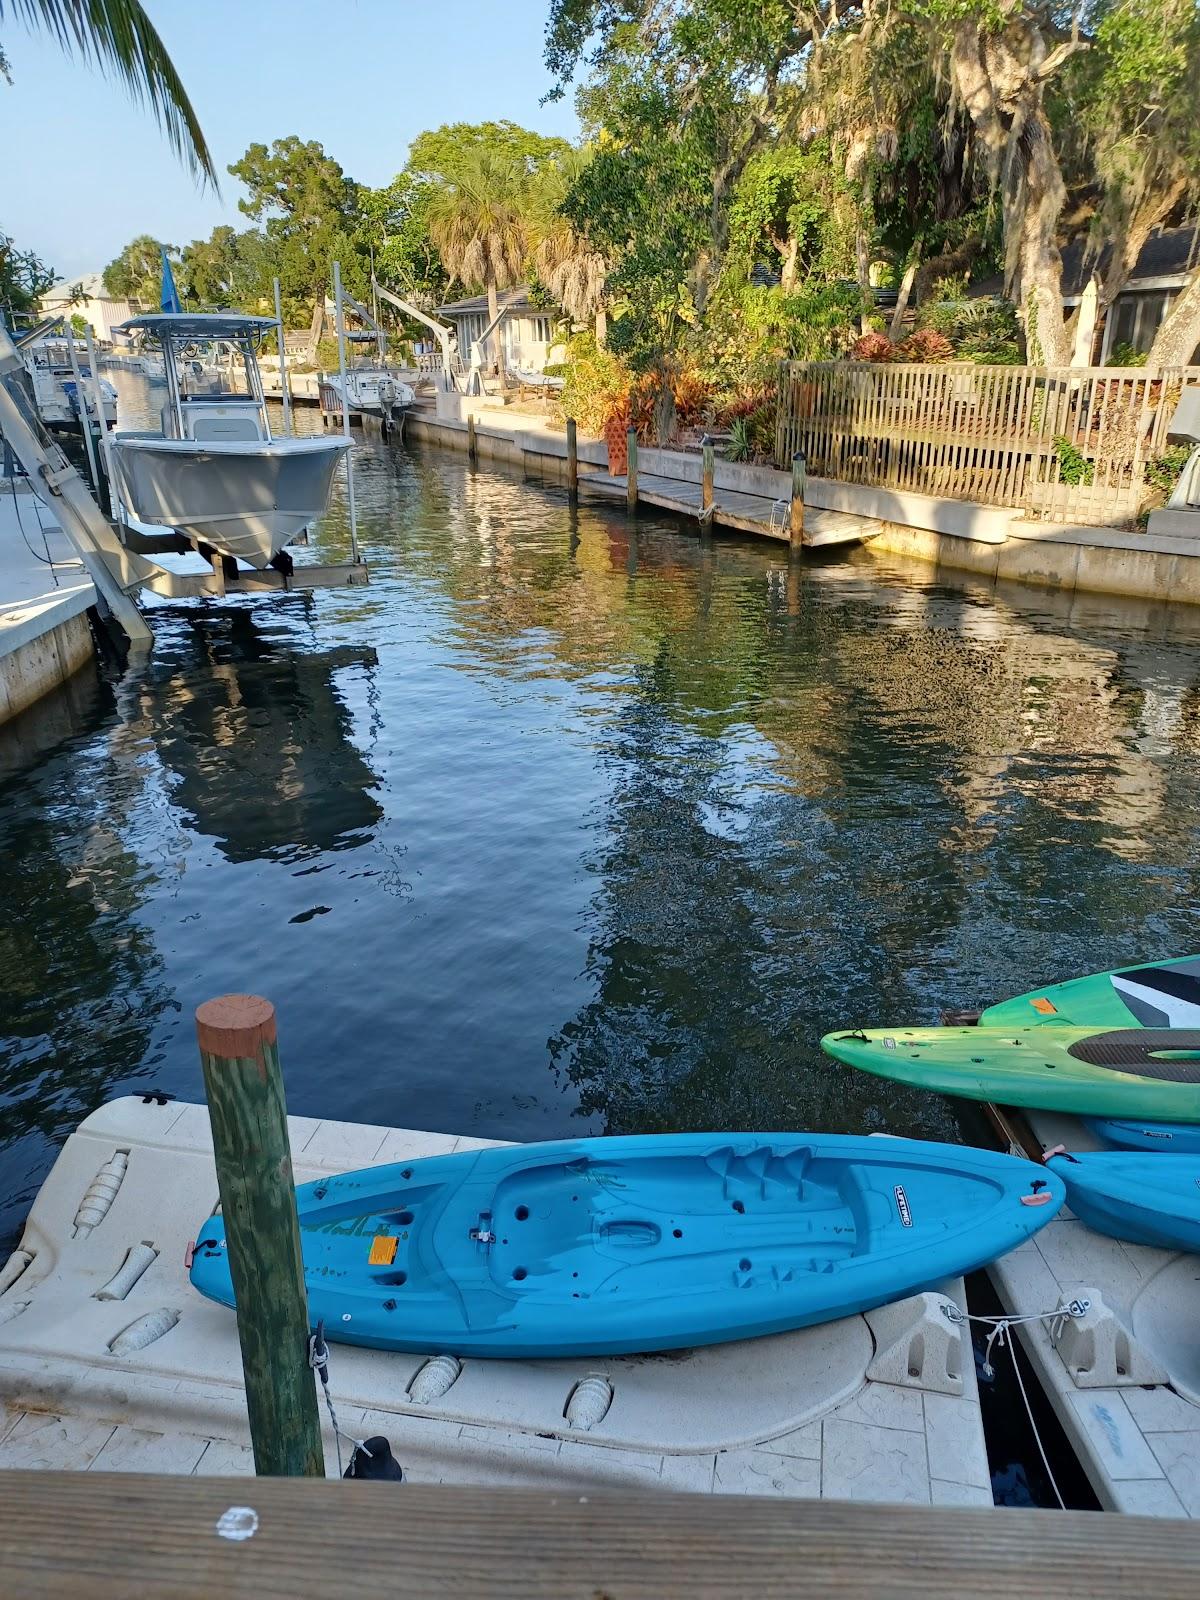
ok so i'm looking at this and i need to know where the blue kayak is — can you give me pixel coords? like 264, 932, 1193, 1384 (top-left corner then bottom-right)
1047, 1150, 1200, 1252
1084, 1117, 1200, 1153
190, 1132, 1063, 1358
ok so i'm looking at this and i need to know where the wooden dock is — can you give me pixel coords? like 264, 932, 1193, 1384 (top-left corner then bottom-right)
4, 1472, 1200, 1599
580, 469, 880, 548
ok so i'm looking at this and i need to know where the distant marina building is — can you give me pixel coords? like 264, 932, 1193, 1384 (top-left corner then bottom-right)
39, 273, 139, 345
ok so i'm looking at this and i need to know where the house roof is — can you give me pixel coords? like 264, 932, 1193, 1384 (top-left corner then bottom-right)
972, 225, 1200, 300
42, 273, 120, 303
437, 287, 533, 317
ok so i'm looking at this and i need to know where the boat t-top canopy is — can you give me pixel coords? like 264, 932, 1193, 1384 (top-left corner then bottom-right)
115, 313, 278, 343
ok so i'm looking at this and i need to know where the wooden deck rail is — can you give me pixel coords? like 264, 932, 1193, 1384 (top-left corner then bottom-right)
775, 360, 1200, 526
4, 1473, 1199, 1599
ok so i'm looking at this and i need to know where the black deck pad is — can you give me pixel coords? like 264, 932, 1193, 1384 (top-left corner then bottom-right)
1068, 1029, 1200, 1081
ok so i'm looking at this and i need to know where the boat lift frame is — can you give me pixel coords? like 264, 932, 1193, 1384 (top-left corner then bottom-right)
370, 277, 457, 386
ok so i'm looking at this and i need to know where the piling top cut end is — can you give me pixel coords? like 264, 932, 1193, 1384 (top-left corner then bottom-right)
196, 994, 277, 1057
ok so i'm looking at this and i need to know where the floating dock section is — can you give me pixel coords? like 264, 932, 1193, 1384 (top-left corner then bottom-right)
0, 1097, 991, 1503
0, 489, 96, 724
989, 1110, 1200, 1516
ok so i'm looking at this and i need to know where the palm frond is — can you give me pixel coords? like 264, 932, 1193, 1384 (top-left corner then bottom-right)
2, 0, 215, 184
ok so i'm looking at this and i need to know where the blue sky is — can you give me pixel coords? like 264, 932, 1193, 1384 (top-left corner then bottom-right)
1, 0, 579, 280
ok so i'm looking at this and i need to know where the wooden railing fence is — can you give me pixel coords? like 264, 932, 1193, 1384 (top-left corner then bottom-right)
775, 361, 1200, 525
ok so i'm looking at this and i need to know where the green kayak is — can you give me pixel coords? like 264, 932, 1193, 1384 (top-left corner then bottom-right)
978, 955, 1200, 1031
821, 956, 1200, 1121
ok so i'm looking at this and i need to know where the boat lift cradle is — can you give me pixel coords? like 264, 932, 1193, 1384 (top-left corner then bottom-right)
0, 322, 367, 649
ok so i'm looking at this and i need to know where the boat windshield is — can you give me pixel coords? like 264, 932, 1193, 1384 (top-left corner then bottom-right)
173, 339, 259, 401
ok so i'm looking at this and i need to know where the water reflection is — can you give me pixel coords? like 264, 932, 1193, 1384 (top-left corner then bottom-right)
127, 606, 382, 864
4, 386, 1200, 1250
0, 675, 173, 1242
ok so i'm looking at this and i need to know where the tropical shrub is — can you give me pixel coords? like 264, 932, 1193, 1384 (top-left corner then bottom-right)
725, 417, 753, 461
1053, 436, 1095, 485
918, 297, 1023, 364
892, 327, 955, 362
722, 403, 776, 463
849, 332, 894, 362
711, 384, 777, 427
1144, 443, 1191, 495
671, 366, 713, 426
848, 328, 955, 363
1107, 340, 1148, 368
558, 331, 633, 434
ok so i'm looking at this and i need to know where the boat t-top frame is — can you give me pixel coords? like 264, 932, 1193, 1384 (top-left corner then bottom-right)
115, 313, 279, 444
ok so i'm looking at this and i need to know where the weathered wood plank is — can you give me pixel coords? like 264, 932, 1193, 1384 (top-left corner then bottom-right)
3, 1473, 1199, 1600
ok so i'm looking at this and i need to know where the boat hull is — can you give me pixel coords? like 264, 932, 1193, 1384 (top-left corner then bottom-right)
1047, 1151, 1200, 1252
110, 433, 349, 567
189, 1131, 1062, 1358
323, 371, 414, 418
822, 1024, 1200, 1120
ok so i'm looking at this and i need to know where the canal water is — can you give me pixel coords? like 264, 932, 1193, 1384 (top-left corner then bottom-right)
4, 374, 1200, 1265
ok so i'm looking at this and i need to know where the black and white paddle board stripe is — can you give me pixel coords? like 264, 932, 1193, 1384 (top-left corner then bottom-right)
1112, 960, 1200, 1028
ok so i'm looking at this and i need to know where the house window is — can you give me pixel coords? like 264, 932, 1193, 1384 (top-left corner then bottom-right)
1108, 296, 1138, 354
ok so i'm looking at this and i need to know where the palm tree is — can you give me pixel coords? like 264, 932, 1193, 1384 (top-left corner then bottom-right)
529, 149, 609, 339
1, 0, 214, 183
427, 150, 529, 387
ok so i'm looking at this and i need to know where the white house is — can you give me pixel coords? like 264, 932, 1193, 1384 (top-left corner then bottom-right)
39, 273, 138, 345
436, 287, 562, 376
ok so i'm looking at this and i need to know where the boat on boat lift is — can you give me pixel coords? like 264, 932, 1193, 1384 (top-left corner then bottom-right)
108, 313, 349, 570
17, 325, 118, 431
320, 287, 415, 429
321, 349, 416, 426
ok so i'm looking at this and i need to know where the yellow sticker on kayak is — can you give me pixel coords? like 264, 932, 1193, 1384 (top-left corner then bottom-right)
368, 1235, 398, 1265
1031, 997, 1057, 1015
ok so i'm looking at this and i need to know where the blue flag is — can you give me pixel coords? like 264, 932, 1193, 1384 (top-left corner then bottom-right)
160, 248, 182, 314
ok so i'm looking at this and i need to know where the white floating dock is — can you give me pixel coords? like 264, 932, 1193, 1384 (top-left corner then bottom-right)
0, 489, 95, 723
0, 1097, 991, 1503
990, 1110, 1200, 1517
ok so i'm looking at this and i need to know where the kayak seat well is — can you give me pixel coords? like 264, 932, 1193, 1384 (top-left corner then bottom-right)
483, 1145, 858, 1298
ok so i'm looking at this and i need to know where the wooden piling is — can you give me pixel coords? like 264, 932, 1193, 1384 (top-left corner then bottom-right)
566, 417, 578, 498
467, 413, 477, 465
789, 451, 806, 549
196, 994, 324, 1478
626, 428, 638, 516
701, 438, 714, 521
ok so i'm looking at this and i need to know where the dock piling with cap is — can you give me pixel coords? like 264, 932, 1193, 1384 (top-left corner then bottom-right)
196, 993, 324, 1478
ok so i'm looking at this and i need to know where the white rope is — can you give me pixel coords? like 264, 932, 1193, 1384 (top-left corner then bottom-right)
941, 1298, 1090, 1377
941, 1299, 1088, 1510
308, 1327, 371, 1478
1007, 1322, 1067, 1510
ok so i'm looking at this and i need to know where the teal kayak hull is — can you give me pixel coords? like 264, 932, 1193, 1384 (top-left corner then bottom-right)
1085, 1117, 1200, 1153
190, 1132, 1063, 1358
1047, 1150, 1200, 1253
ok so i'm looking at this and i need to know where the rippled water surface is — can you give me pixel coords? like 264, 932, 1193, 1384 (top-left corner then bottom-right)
3, 373, 1200, 1246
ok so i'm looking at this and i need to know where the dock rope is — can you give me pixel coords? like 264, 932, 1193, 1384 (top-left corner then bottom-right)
308, 1322, 372, 1478
6, 473, 60, 580
941, 1299, 1090, 1510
